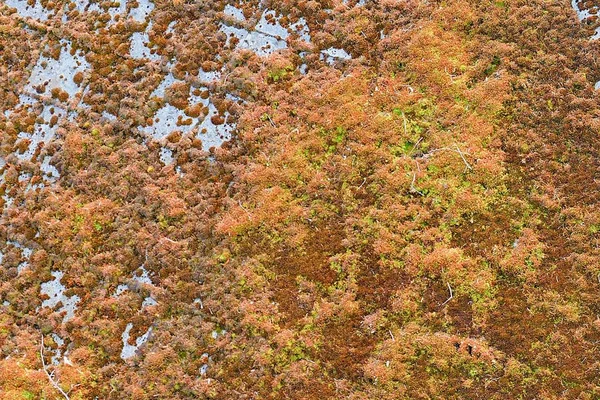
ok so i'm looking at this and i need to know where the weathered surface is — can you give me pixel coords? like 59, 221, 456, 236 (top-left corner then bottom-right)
2, 0, 600, 398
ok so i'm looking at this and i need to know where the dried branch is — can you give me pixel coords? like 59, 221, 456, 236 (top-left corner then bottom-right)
407, 136, 423, 156
410, 161, 424, 196
417, 145, 473, 172
40, 335, 70, 400
441, 282, 453, 306
238, 199, 252, 220
410, 171, 424, 196
453, 144, 473, 172
397, 85, 415, 94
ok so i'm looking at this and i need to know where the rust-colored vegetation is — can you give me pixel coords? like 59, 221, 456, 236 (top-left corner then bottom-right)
2, 0, 600, 398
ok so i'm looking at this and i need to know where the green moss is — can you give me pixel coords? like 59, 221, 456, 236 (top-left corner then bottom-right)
484, 55, 501, 76
21, 391, 35, 400
267, 65, 294, 83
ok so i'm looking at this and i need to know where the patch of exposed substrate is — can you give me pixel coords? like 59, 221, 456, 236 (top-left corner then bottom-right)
220, 9, 289, 57
6, 40, 88, 163
142, 296, 158, 307
113, 265, 157, 308
71, 0, 101, 13
7, 240, 33, 274
257, 11, 311, 43
165, 20, 176, 34
20, 171, 45, 193
197, 104, 235, 150
102, 111, 117, 121
199, 352, 213, 377
160, 147, 174, 165
224, 4, 246, 21
221, 24, 287, 57
212, 328, 227, 339
298, 51, 309, 75
2, 194, 13, 209
27, 40, 90, 99
141, 103, 198, 140
121, 322, 152, 360
12, 99, 67, 162
291, 18, 311, 43
19, 159, 58, 191
50, 333, 65, 365
64, 0, 149, 25
220, 8, 311, 56
130, 29, 161, 61
40, 271, 80, 323
320, 47, 352, 65
572, 0, 600, 39
200, 362, 209, 376
342, 0, 366, 6
134, 265, 152, 284
129, 19, 161, 62
41, 156, 60, 182
571, 0, 600, 88
106, 0, 153, 26
226, 93, 245, 103
1, 165, 13, 209
129, 0, 154, 22
107, 0, 127, 25
199, 68, 221, 82
140, 71, 233, 150
151, 70, 177, 98
114, 284, 129, 297
193, 297, 204, 309
255, 10, 289, 38
4, 0, 51, 20
573, 0, 593, 20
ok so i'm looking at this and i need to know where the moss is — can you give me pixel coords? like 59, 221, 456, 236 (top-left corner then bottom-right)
267, 65, 294, 83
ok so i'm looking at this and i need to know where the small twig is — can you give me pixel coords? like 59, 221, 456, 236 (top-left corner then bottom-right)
388, 330, 395, 341
444, 66, 458, 82
67, 384, 81, 395
237, 200, 252, 220
453, 144, 473, 172
410, 161, 424, 196
418, 145, 473, 173
408, 136, 423, 156
441, 282, 453, 306
410, 172, 423, 196
40, 335, 70, 400
398, 85, 414, 93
